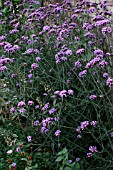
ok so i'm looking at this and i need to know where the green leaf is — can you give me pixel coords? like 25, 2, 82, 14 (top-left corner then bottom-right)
13, 0, 21, 2
9, 165, 11, 169
86, 53, 92, 61
64, 167, 72, 170
59, 167, 63, 170
32, 164, 38, 168
57, 150, 63, 156
21, 158, 28, 161
76, 163, 80, 170
56, 156, 64, 162
12, 134, 18, 138
2, 8, 7, 14
58, 148, 68, 156
62, 148, 68, 154
71, 162, 76, 167
53, 98, 57, 106
25, 167, 32, 170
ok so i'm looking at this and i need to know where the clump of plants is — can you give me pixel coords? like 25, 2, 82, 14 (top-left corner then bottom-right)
0, 0, 113, 169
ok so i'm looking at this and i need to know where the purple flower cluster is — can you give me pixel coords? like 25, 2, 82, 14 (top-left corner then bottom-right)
9, 29, 19, 34
74, 61, 82, 68
42, 102, 50, 111
18, 101, 26, 107
87, 146, 98, 158
54, 89, 74, 98
27, 136, 32, 142
0, 57, 11, 73
76, 48, 84, 55
89, 146, 97, 153
106, 77, 113, 87
55, 47, 72, 64
1, 0, 113, 167
102, 26, 112, 35
49, 108, 56, 115
4, 43, 20, 53
78, 70, 87, 78
95, 19, 110, 27
89, 95, 97, 100
26, 48, 39, 55
76, 120, 98, 133
41, 117, 58, 134
85, 56, 101, 68
55, 130, 61, 136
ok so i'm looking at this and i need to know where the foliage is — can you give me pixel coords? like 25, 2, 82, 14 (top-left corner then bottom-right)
0, 0, 113, 169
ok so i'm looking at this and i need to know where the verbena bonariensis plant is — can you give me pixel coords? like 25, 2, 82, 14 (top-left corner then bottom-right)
0, 0, 113, 169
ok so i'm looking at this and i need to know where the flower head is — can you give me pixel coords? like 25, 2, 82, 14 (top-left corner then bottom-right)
90, 121, 98, 127
16, 147, 20, 152
34, 120, 39, 126
76, 48, 84, 55
7, 149, 13, 154
31, 63, 38, 70
19, 108, 26, 113
11, 163, 16, 167
68, 89, 74, 95
78, 70, 87, 78
89, 146, 97, 153
49, 108, 56, 115
106, 77, 113, 87
80, 121, 89, 130
10, 107, 15, 114
28, 101, 34, 106
89, 95, 97, 100
55, 130, 61, 136
76, 158, 80, 162
27, 136, 31, 142
87, 152, 93, 158
18, 101, 25, 107
110, 132, 113, 137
